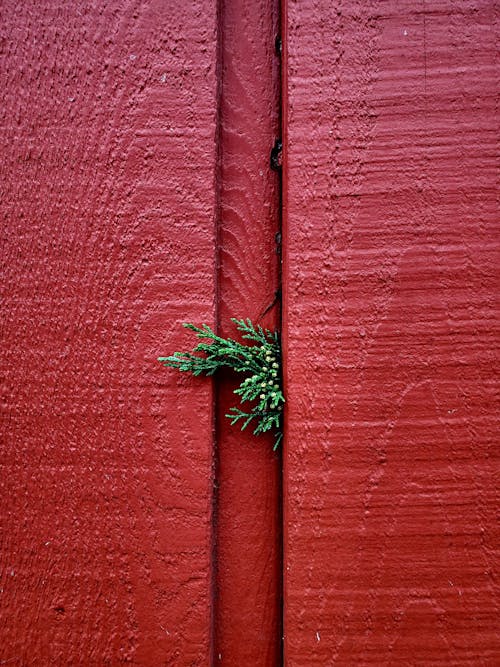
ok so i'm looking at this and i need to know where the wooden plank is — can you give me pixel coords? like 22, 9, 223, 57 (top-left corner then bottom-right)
282, 0, 499, 664
214, 0, 282, 664
0, 1, 218, 664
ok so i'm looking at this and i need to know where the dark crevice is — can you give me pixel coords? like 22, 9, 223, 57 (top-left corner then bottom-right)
275, 1, 284, 665
210, 0, 225, 664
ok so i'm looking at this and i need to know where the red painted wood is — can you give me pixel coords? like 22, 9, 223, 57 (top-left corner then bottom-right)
215, 0, 282, 664
0, 1, 219, 664
283, 1, 499, 664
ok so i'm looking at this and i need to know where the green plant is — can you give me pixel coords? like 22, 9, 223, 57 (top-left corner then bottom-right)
158, 318, 284, 449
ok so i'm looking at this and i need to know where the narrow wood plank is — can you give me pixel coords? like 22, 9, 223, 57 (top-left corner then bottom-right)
215, 0, 282, 664
0, 2, 218, 664
283, 1, 499, 664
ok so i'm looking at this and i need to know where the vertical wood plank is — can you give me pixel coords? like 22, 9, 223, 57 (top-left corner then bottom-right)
0, 1, 218, 664
215, 0, 282, 664
283, 0, 499, 664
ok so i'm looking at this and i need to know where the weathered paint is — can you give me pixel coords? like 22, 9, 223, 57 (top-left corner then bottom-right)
283, 1, 499, 664
215, 0, 282, 664
1, 1, 219, 664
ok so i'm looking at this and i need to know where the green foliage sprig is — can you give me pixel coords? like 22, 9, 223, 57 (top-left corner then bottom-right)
158, 318, 284, 449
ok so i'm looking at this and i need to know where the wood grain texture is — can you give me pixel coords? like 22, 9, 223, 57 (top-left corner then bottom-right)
0, 1, 218, 664
282, 0, 499, 664
215, 0, 282, 664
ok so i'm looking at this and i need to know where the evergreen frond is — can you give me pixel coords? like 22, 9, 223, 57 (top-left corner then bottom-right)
159, 319, 284, 449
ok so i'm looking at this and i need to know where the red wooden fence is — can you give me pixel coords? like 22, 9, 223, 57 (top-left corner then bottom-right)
1, 1, 219, 663
214, 0, 281, 663
1, 1, 498, 665
283, 0, 499, 663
